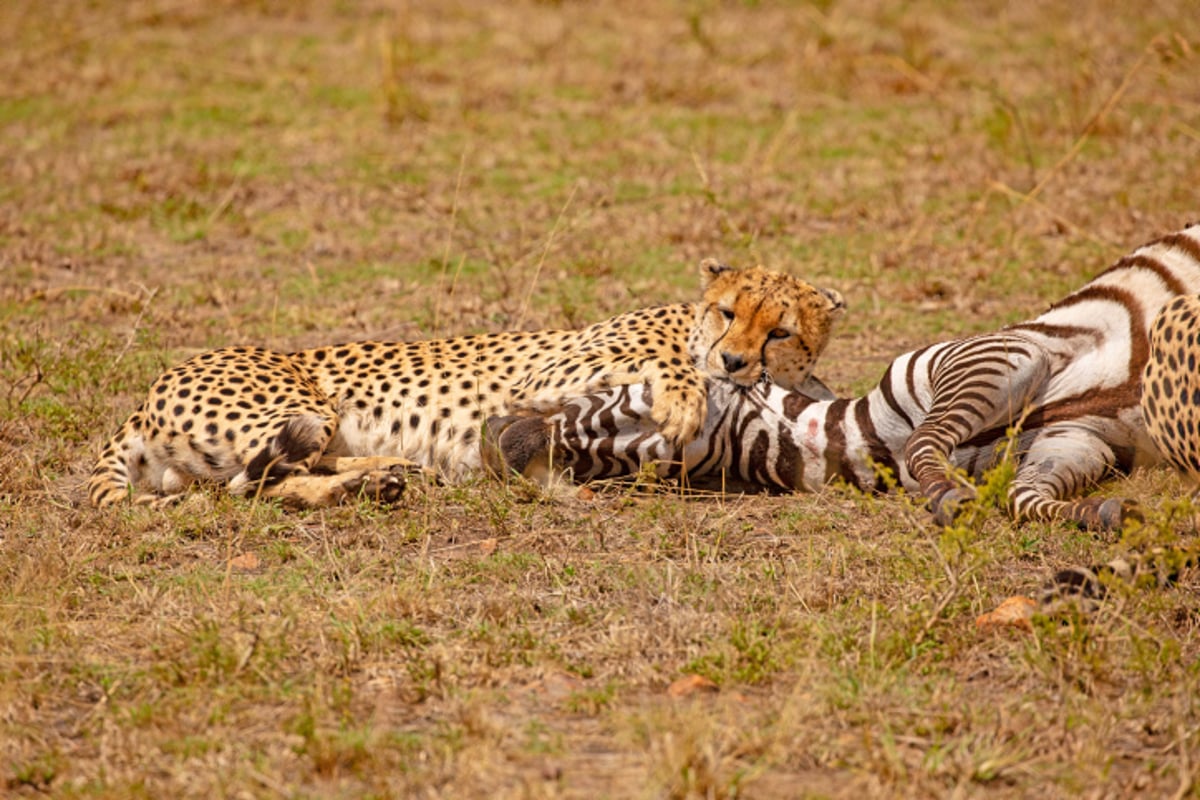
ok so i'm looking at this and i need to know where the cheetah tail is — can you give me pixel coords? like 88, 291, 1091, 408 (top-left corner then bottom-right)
87, 406, 148, 508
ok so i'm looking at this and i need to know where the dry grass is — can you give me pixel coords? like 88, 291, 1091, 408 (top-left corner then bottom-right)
3, 0, 1200, 797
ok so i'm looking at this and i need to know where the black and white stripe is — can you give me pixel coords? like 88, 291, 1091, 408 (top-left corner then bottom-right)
514, 224, 1200, 530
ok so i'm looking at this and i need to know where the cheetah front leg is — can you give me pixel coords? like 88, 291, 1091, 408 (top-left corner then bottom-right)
509, 353, 709, 447
638, 360, 834, 442
247, 462, 409, 508
559, 359, 709, 446
640, 363, 708, 446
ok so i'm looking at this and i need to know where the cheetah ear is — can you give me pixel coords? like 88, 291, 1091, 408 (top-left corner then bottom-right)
699, 258, 735, 287
819, 287, 847, 316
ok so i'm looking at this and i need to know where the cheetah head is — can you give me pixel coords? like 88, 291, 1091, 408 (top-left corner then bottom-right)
689, 259, 846, 390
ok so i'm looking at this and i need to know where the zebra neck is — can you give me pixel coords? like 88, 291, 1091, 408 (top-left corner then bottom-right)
726, 382, 918, 494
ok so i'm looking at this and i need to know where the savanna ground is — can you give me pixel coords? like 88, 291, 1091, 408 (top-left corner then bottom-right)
2, 1, 1200, 797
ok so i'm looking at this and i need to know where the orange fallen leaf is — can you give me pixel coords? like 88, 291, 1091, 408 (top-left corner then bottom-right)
576, 486, 596, 502
228, 552, 261, 571
667, 673, 719, 697
975, 596, 1036, 633
478, 538, 498, 555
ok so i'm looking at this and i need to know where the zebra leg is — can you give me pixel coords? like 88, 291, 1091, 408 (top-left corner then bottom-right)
904, 335, 1052, 525
1006, 424, 1140, 530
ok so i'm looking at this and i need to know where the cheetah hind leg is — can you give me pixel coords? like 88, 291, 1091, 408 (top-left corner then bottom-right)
313, 455, 436, 482
122, 461, 413, 512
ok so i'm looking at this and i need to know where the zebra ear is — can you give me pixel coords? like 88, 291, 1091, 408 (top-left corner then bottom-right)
798, 373, 837, 401
699, 258, 734, 287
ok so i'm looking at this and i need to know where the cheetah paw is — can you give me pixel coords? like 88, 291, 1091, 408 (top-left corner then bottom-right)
650, 390, 708, 447
344, 467, 407, 505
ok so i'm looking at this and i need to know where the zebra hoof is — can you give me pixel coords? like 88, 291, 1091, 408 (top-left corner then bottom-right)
930, 487, 976, 527
1096, 497, 1141, 531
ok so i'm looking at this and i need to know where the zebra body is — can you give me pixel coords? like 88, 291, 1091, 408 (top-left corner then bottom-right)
489, 225, 1200, 529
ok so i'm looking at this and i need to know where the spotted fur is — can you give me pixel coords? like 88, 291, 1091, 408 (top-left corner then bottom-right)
489, 224, 1200, 530
1142, 293, 1200, 488
88, 261, 845, 508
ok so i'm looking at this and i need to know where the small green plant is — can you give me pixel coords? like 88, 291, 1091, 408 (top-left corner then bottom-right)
7, 752, 61, 792
564, 681, 618, 715
684, 619, 782, 686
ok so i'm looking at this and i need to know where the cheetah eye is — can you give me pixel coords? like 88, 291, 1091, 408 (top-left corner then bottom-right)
767, 328, 791, 340
719, 308, 735, 321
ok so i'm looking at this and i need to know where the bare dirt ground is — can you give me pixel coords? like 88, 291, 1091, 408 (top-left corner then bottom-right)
2, 1, 1200, 797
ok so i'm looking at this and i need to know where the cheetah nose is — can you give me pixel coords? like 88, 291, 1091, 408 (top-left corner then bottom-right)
722, 352, 747, 374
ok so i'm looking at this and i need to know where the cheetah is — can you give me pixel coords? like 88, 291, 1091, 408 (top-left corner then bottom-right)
1142, 293, 1200, 489
87, 259, 846, 508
